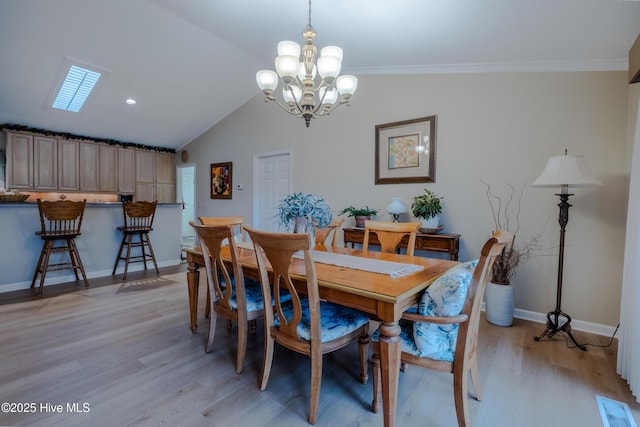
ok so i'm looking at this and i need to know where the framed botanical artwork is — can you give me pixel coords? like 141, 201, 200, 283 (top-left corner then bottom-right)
375, 115, 437, 184
210, 162, 232, 199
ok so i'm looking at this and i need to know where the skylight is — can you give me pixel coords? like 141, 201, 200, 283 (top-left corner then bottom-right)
51, 65, 101, 113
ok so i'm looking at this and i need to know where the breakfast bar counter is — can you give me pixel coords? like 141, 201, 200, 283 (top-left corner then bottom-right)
0, 202, 182, 292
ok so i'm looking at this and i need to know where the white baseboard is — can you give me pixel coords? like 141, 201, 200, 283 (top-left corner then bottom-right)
0, 259, 183, 293
513, 307, 619, 339
482, 304, 619, 339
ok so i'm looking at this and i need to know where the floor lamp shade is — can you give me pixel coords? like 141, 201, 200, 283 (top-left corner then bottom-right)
531, 151, 600, 350
530, 153, 601, 190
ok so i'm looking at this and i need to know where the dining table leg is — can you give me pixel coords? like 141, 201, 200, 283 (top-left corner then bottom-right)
186, 261, 200, 333
378, 320, 402, 427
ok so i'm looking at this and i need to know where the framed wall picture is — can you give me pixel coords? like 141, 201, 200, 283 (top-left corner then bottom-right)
375, 115, 437, 184
210, 162, 232, 199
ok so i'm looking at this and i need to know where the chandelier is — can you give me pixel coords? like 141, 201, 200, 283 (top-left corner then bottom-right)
255, 0, 357, 127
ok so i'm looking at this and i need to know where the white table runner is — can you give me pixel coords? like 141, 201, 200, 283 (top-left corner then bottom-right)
235, 241, 423, 278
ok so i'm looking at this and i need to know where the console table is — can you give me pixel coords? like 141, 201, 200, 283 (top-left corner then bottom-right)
343, 227, 460, 260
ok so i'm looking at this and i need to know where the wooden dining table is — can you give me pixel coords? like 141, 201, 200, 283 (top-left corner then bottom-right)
183, 244, 457, 427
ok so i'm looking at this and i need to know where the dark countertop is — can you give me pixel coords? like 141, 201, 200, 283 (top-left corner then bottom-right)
0, 202, 182, 207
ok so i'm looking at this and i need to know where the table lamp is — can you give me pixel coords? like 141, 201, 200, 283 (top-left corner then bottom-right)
530, 150, 601, 350
387, 197, 408, 223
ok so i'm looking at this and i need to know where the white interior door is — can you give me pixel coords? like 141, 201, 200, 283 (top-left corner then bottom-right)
253, 151, 292, 231
177, 164, 195, 245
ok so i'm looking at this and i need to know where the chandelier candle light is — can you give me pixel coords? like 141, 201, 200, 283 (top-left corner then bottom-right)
256, 0, 357, 127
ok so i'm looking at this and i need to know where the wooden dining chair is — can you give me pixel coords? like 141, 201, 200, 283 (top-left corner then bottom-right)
314, 217, 345, 248
190, 221, 290, 374
198, 216, 246, 320
198, 215, 247, 242
362, 220, 421, 256
112, 200, 159, 280
370, 230, 510, 427
31, 199, 89, 295
244, 226, 370, 425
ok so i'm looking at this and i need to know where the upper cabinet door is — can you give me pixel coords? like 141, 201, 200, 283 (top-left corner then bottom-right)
156, 153, 175, 184
6, 133, 58, 190
98, 144, 118, 192
117, 148, 135, 194
155, 152, 176, 203
136, 150, 156, 183
58, 139, 79, 191
33, 136, 58, 190
5, 132, 34, 189
79, 141, 99, 192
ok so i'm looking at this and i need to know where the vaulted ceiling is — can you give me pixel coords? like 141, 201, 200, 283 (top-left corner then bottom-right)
1, 0, 639, 150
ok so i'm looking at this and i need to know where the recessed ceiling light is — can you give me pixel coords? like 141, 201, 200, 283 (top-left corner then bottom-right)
125, 98, 137, 105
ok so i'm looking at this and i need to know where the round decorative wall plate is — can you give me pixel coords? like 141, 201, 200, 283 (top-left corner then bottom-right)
181, 150, 188, 162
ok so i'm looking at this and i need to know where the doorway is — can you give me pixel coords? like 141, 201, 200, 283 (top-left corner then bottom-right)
177, 164, 195, 258
253, 151, 292, 231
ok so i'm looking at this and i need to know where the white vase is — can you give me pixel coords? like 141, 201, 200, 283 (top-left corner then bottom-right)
293, 216, 310, 233
484, 282, 515, 327
293, 216, 315, 247
421, 215, 440, 230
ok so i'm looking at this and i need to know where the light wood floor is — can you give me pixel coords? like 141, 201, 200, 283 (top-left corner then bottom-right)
1, 266, 639, 427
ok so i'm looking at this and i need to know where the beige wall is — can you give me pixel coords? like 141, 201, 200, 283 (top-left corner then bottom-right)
183, 71, 629, 328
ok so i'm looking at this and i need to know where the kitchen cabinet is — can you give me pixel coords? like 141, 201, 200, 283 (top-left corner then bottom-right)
79, 141, 99, 191
3, 130, 171, 198
59, 140, 101, 192
135, 150, 156, 202
117, 148, 135, 194
58, 139, 79, 191
155, 152, 175, 203
4, 132, 57, 190
135, 150, 175, 203
98, 144, 118, 192
98, 145, 135, 194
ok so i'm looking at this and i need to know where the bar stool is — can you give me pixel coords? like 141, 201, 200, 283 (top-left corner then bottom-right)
31, 199, 89, 295
112, 201, 160, 280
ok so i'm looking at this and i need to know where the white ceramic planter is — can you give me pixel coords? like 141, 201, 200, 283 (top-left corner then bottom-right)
484, 282, 515, 327
421, 215, 440, 230
293, 216, 315, 247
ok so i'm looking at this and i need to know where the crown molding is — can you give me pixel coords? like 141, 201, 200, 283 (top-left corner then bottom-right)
347, 58, 629, 76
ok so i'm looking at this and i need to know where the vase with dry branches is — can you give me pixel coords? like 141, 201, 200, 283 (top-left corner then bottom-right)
483, 181, 539, 284
482, 181, 539, 326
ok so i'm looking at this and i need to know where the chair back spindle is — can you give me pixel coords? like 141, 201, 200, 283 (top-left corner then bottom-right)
123, 201, 157, 231
38, 199, 86, 237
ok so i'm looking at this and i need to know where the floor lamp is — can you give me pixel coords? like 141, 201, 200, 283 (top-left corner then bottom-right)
530, 150, 601, 351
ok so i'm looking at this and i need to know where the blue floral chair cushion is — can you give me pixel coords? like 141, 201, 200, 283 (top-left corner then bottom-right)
223, 277, 291, 312
412, 260, 478, 362
371, 319, 421, 356
276, 300, 370, 342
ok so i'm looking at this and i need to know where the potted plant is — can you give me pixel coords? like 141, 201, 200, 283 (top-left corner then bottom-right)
338, 205, 379, 228
277, 192, 332, 233
482, 181, 539, 326
411, 189, 443, 230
